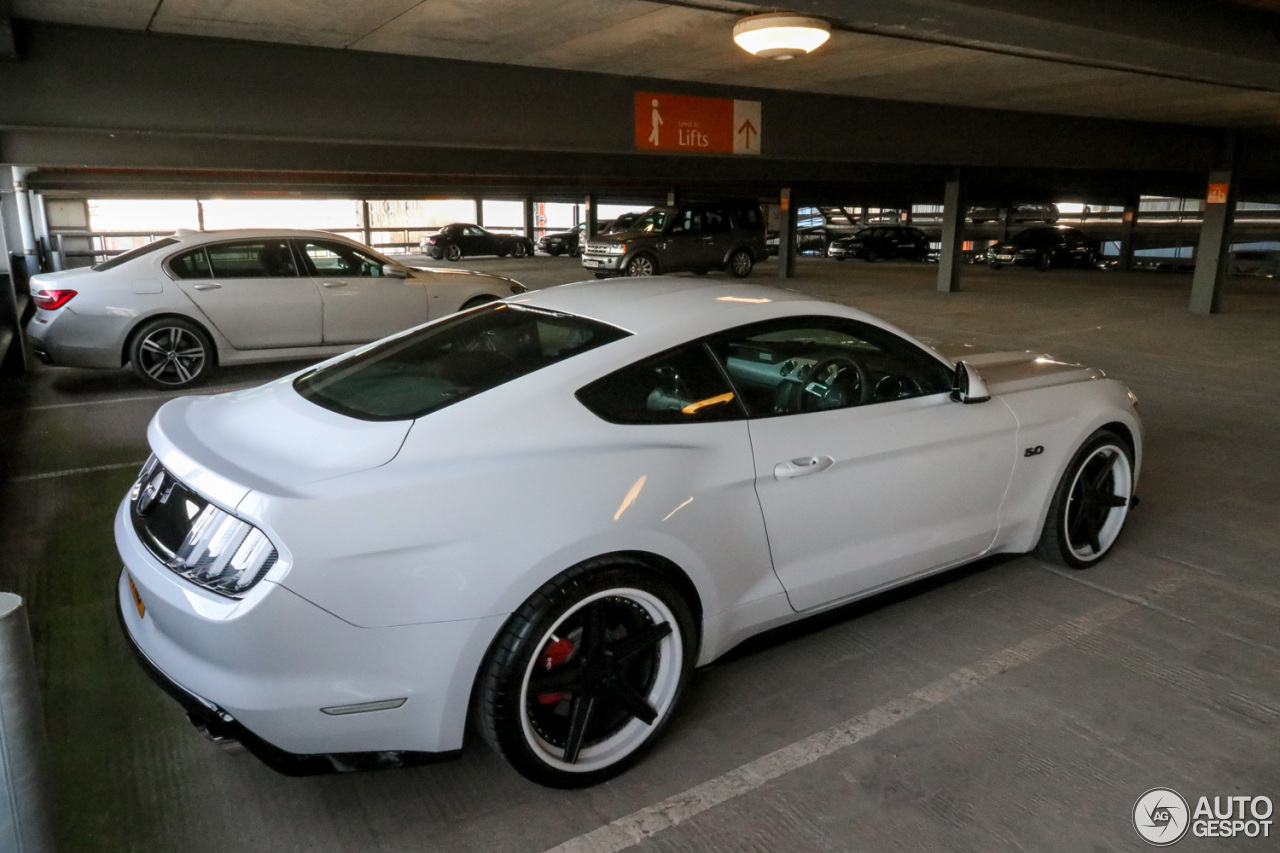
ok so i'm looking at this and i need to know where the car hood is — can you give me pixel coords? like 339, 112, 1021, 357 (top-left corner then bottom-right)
147, 379, 411, 508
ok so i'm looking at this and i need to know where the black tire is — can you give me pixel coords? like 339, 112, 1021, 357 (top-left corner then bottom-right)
1038, 251, 1052, 272
1035, 429, 1135, 569
445, 243, 463, 262
498, 250, 509, 258
625, 254, 657, 277
864, 248, 879, 263
476, 559, 697, 788
728, 249, 753, 278
128, 316, 215, 389
513, 242, 530, 259
1085, 249, 1098, 268
548, 247, 562, 257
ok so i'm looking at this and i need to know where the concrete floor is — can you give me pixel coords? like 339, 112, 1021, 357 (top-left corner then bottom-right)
2, 256, 1278, 852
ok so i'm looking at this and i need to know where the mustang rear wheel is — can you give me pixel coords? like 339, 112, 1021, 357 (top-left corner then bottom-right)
128, 317, 214, 389
1036, 429, 1134, 569
445, 244, 463, 262
476, 559, 695, 788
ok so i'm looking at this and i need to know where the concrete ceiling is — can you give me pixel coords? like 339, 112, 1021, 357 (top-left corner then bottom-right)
12, 0, 1280, 128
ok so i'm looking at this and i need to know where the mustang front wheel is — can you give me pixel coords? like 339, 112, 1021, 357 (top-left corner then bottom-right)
476, 560, 695, 788
1036, 429, 1134, 569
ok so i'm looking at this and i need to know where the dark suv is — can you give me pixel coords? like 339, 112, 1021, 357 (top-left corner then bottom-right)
580, 202, 766, 278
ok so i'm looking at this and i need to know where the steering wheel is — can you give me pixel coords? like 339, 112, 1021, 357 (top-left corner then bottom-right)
873, 374, 925, 402
799, 356, 870, 412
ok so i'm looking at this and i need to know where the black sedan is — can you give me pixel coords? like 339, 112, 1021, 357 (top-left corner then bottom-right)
827, 226, 931, 262
536, 223, 588, 257
422, 224, 534, 261
986, 226, 1100, 271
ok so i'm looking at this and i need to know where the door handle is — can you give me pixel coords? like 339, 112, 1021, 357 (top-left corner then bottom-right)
773, 455, 834, 480
192, 283, 222, 291
321, 281, 347, 288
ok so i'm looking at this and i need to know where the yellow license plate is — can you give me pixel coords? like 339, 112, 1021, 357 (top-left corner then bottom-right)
128, 574, 146, 619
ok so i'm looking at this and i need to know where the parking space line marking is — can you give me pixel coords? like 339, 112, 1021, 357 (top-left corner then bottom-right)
542, 578, 1180, 853
8, 461, 146, 483
27, 384, 249, 411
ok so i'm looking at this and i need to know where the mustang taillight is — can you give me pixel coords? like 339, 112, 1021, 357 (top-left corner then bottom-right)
32, 289, 78, 310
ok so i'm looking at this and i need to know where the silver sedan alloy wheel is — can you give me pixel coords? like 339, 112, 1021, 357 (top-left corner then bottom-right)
135, 325, 209, 387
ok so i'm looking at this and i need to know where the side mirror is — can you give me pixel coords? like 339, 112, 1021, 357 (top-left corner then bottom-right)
951, 361, 991, 404
382, 263, 409, 279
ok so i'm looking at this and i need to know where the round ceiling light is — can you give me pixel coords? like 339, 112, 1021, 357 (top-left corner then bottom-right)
733, 12, 831, 61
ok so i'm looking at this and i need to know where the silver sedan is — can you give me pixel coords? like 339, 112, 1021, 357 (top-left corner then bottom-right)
26, 228, 527, 388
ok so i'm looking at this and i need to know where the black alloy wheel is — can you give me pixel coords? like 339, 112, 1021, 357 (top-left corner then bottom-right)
1036, 429, 1134, 569
1038, 251, 1052, 272
129, 317, 214, 389
513, 242, 529, 258
476, 560, 696, 788
445, 243, 463, 262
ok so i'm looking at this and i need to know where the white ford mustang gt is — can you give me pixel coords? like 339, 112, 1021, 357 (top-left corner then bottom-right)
115, 278, 1141, 787
27, 229, 526, 389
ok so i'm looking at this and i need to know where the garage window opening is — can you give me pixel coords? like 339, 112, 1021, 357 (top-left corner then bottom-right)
295, 305, 629, 421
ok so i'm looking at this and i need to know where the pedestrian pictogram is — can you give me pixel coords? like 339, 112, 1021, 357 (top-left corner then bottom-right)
635, 92, 761, 156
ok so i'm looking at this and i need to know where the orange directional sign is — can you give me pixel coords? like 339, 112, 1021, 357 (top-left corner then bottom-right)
635, 92, 761, 156
1207, 183, 1230, 204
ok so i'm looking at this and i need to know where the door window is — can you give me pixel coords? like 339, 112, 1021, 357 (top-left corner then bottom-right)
298, 239, 388, 277
205, 240, 299, 278
577, 344, 743, 425
707, 317, 952, 417
167, 247, 212, 279
666, 209, 702, 235
703, 207, 730, 234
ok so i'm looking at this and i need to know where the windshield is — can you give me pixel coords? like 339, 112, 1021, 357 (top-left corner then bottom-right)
294, 304, 630, 421
92, 237, 180, 271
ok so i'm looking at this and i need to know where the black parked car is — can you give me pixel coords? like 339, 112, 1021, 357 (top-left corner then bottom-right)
765, 225, 831, 256
985, 226, 1100, 271
827, 226, 931, 262
422, 224, 534, 261
536, 223, 588, 257
580, 201, 767, 278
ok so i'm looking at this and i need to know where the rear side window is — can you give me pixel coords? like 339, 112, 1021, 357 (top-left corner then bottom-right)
168, 248, 212, 279
577, 344, 743, 425
206, 240, 298, 278
295, 304, 629, 421
92, 237, 179, 272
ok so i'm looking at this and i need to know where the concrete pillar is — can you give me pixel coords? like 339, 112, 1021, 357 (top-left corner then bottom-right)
1117, 195, 1139, 272
360, 200, 372, 250
197, 199, 206, 231
8, 167, 38, 279
0, 594, 56, 852
777, 188, 796, 280
474, 199, 484, 228
585, 193, 598, 238
523, 197, 535, 241
1190, 170, 1236, 315
937, 177, 966, 293
666, 189, 677, 206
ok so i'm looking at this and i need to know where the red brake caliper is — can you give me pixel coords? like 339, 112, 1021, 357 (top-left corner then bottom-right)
537, 636, 575, 705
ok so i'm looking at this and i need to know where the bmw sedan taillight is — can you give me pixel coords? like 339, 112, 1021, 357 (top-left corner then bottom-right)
32, 289, 77, 310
